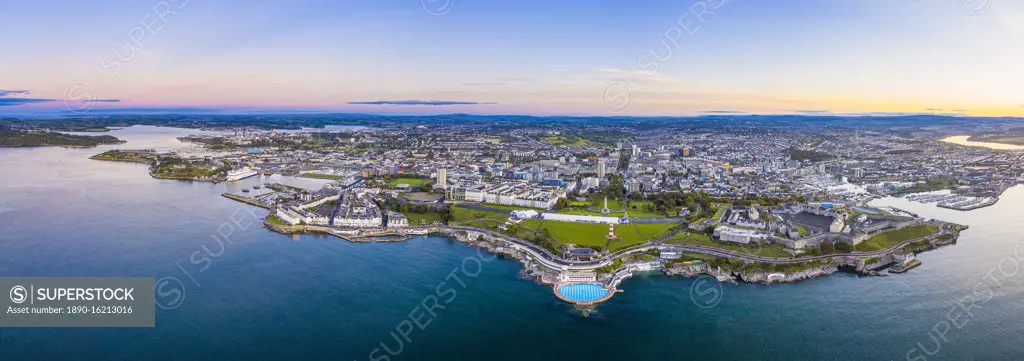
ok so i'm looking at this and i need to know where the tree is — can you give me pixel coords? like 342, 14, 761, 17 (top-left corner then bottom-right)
820, 242, 834, 255
553, 197, 570, 211
836, 242, 853, 253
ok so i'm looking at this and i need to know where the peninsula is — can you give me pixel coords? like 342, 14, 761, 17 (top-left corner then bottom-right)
0, 125, 123, 148
58, 114, 1018, 305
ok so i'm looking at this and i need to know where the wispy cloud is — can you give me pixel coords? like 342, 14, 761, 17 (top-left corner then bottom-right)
699, 110, 749, 115
0, 89, 53, 107
0, 98, 55, 107
0, 89, 119, 107
347, 100, 495, 106
0, 89, 31, 97
791, 109, 832, 115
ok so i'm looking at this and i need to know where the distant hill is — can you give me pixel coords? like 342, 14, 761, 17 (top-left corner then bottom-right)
0, 126, 124, 147
2, 113, 1022, 134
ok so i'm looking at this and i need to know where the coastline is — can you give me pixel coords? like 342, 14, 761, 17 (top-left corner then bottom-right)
86, 148, 969, 303
90, 151, 226, 183
257, 211, 965, 304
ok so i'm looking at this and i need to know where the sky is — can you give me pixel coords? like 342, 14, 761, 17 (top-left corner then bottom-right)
1, 0, 1023, 117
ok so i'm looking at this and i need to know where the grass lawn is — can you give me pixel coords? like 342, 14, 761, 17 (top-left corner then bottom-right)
465, 203, 545, 212
515, 219, 674, 252
614, 223, 677, 251
405, 212, 443, 225
542, 135, 590, 146
623, 201, 671, 218
555, 209, 612, 216
556, 205, 669, 219
665, 232, 792, 258
387, 177, 432, 187
712, 203, 731, 222
517, 220, 609, 249
855, 224, 937, 252
299, 172, 346, 180
451, 206, 511, 230
266, 215, 289, 226
586, 198, 625, 210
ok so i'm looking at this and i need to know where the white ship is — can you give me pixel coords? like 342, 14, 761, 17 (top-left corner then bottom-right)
226, 167, 259, 182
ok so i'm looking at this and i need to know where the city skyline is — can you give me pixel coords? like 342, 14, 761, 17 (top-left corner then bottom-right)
2, 0, 1023, 116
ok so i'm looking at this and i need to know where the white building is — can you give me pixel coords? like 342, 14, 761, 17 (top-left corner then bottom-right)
713, 226, 768, 244
660, 250, 682, 259
276, 209, 302, 225
332, 216, 382, 228
582, 177, 601, 190
437, 168, 447, 187
541, 213, 620, 224
511, 210, 539, 219
559, 271, 597, 283
388, 212, 408, 227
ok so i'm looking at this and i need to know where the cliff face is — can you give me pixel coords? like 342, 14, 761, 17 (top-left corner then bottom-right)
730, 256, 889, 283
738, 265, 840, 283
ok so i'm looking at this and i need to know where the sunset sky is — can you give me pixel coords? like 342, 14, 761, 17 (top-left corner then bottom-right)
2, 0, 1022, 116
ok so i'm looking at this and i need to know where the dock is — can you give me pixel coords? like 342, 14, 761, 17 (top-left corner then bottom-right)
221, 193, 271, 209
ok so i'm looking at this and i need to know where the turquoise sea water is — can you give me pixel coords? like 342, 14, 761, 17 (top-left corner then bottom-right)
1, 126, 1023, 360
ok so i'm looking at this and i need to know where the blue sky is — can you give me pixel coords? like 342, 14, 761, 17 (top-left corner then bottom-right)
1, 0, 1022, 116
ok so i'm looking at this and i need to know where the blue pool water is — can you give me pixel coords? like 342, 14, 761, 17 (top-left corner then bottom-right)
558, 283, 610, 302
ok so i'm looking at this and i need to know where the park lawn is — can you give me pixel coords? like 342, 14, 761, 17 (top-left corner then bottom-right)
266, 215, 289, 226
387, 177, 432, 187
542, 135, 589, 146
516, 220, 674, 252
555, 209, 610, 216
519, 219, 610, 249
299, 172, 346, 180
855, 224, 937, 252
589, 198, 625, 210
611, 223, 677, 251
451, 206, 511, 230
665, 232, 792, 258
405, 212, 443, 226
624, 207, 670, 218
468, 203, 544, 212
555, 206, 668, 219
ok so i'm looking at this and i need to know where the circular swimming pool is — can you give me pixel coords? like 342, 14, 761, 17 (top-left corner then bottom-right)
556, 283, 611, 303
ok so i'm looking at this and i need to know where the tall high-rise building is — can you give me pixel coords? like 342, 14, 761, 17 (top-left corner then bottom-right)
437, 168, 447, 187
597, 162, 607, 178
631, 144, 639, 156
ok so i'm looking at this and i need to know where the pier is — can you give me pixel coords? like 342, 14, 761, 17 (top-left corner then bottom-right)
221, 193, 271, 209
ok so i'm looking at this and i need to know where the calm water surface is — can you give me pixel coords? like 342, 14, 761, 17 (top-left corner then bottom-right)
1, 126, 1023, 360
941, 135, 1024, 150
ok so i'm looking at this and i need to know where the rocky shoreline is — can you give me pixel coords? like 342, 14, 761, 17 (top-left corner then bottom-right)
260, 216, 963, 289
